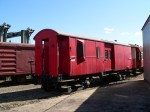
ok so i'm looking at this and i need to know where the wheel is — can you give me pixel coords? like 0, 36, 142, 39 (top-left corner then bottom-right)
45, 82, 55, 92
67, 86, 72, 94
141, 69, 144, 73
126, 71, 131, 77
84, 79, 90, 88
41, 79, 53, 92
117, 74, 122, 81
11, 76, 17, 83
32, 75, 40, 85
122, 75, 126, 80
17, 76, 26, 83
55, 83, 62, 92
11, 76, 26, 84
132, 69, 137, 76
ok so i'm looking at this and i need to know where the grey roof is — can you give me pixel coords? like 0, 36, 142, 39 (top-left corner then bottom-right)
56, 30, 130, 47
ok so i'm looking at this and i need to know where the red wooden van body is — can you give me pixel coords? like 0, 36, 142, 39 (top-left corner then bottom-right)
34, 29, 143, 81
34, 29, 144, 91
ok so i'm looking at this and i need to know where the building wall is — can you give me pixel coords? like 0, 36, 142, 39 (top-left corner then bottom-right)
143, 20, 150, 82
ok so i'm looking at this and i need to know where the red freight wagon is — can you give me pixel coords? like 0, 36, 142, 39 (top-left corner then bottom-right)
0, 42, 35, 83
34, 29, 143, 92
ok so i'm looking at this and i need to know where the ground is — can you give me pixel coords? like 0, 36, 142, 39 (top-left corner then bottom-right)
1, 74, 150, 112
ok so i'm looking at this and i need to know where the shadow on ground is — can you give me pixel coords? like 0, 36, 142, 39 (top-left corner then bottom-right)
0, 75, 142, 104
0, 87, 61, 103
0, 75, 128, 104
0, 79, 33, 88
76, 79, 150, 112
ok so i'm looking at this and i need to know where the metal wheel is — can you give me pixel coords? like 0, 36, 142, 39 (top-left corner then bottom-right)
66, 86, 72, 94
122, 75, 126, 80
84, 79, 90, 88
117, 74, 122, 81
11, 76, 26, 84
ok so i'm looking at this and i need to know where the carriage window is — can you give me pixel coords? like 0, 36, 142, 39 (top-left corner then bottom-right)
77, 40, 84, 57
96, 47, 100, 58
105, 50, 109, 59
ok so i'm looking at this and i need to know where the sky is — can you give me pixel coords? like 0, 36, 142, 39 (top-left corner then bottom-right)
0, 0, 150, 46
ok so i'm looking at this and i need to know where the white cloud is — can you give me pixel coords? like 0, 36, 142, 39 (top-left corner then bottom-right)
120, 32, 130, 36
135, 31, 142, 36
104, 27, 114, 34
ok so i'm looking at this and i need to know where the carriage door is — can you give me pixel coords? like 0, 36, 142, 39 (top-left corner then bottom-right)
42, 40, 49, 74
104, 43, 112, 71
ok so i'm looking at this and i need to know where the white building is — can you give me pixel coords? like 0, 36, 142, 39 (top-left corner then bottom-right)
142, 15, 150, 82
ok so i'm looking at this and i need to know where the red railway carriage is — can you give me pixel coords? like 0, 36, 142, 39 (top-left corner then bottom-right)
34, 29, 143, 91
0, 42, 35, 82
